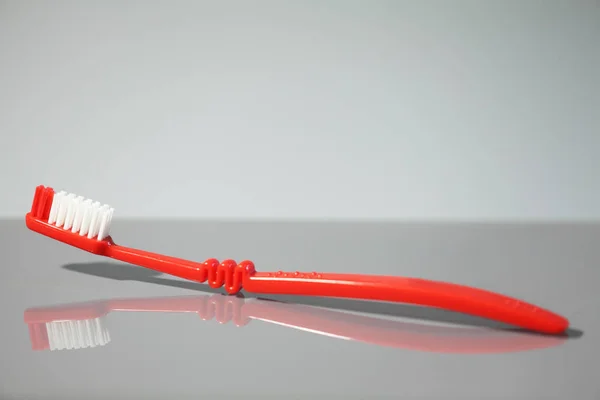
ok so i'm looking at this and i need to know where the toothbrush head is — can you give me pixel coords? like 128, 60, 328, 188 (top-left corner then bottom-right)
26, 185, 115, 254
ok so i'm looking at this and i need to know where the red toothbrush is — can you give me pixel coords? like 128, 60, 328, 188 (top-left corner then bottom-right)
25, 185, 569, 335
24, 293, 567, 354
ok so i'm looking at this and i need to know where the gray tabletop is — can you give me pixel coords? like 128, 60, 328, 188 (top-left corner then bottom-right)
1, 219, 598, 398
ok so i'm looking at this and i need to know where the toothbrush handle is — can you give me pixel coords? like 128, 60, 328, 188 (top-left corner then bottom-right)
104, 244, 568, 334
244, 272, 569, 335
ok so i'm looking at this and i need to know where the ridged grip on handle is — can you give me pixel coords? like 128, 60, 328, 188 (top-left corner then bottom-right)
106, 244, 255, 294
243, 272, 569, 334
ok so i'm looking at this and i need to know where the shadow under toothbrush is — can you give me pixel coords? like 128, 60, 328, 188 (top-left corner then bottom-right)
61, 261, 583, 339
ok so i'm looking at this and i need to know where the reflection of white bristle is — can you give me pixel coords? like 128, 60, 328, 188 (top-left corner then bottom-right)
47, 190, 115, 241
46, 316, 110, 351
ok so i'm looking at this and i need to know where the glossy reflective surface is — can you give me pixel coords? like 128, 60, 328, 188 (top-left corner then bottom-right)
1, 219, 598, 398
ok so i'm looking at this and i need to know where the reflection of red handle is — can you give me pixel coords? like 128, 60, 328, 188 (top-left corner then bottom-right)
104, 245, 568, 335
24, 294, 567, 354
241, 301, 566, 354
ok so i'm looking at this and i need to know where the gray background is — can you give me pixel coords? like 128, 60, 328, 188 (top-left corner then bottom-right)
1, 2, 599, 398
1, 0, 599, 220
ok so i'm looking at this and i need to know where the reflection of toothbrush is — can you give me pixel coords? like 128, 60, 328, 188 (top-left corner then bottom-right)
24, 294, 566, 354
25, 185, 569, 335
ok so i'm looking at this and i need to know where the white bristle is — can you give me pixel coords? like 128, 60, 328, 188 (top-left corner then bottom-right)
46, 316, 110, 351
78, 199, 93, 236
47, 190, 115, 240
87, 203, 101, 239
97, 208, 110, 240
63, 195, 82, 230
70, 197, 86, 233
55, 194, 72, 227
47, 190, 65, 224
